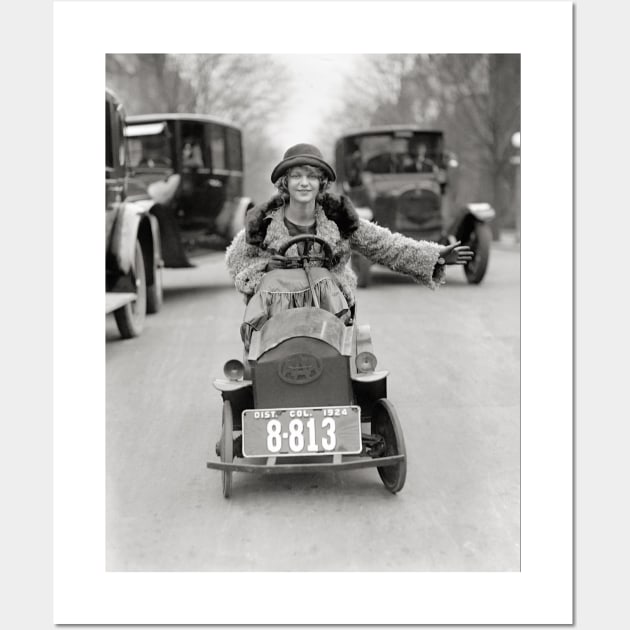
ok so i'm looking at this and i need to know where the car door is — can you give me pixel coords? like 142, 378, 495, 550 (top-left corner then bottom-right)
205, 122, 230, 226
176, 121, 216, 233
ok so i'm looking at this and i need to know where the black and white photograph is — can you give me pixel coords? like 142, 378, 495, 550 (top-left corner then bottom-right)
53, 1, 572, 624
105, 52, 520, 573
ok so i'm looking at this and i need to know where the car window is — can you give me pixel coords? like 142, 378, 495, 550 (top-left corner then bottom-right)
117, 111, 126, 168
225, 127, 242, 171
179, 122, 206, 168
353, 133, 444, 174
127, 134, 172, 168
106, 102, 114, 170
182, 138, 205, 168
209, 124, 226, 170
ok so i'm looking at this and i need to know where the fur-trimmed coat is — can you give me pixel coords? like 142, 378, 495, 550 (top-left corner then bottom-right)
225, 193, 446, 306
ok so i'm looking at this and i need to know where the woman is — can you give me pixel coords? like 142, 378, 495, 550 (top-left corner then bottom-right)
226, 143, 473, 346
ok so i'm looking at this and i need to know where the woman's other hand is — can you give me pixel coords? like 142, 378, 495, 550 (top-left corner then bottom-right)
266, 254, 288, 271
438, 240, 475, 265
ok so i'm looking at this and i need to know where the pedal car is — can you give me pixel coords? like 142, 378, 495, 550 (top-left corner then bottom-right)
207, 234, 407, 498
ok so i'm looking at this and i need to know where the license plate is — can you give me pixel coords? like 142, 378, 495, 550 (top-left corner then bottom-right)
242, 406, 362, 457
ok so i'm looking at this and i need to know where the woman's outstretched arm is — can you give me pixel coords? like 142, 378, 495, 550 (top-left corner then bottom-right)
349, 219, 446, 289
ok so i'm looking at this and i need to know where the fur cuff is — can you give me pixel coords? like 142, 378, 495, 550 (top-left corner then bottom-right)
234, 259, 269, 296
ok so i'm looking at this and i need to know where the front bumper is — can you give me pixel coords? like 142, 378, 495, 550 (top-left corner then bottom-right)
206, 453, 404, 474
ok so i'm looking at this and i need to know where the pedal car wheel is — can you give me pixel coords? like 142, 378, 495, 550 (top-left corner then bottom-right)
372, 398, 407, 493
221, 400, 234, 498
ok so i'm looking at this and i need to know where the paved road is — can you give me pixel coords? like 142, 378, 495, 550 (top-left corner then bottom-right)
106, 244, 520, 571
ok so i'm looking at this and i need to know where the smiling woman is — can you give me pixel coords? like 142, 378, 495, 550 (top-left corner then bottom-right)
225, 143, 474, 350
269, 144, 337, 253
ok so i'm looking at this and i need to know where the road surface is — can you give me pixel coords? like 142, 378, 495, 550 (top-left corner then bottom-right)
106, 243, 520, 571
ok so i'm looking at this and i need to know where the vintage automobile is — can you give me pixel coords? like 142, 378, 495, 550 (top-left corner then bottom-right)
334, 126, 495, 286
124, 113, 253, 266
207, 235, 407, 498
106, 88, 163, 338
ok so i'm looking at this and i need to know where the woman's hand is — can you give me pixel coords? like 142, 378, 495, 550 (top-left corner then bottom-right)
438, 241, 475, 265
266, 254, 288, 271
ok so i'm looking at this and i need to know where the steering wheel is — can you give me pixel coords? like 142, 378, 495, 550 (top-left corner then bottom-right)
277, 235, 334, 268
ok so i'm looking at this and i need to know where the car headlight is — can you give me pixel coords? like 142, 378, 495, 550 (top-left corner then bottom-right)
224, 359, 245, 381
356, 351, 377, 374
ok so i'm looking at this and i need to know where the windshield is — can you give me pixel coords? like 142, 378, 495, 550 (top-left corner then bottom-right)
345, 132, 444, 176
127, 133, 172, 169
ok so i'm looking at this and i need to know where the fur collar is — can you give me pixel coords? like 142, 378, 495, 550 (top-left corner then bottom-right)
245, 192, 360, 246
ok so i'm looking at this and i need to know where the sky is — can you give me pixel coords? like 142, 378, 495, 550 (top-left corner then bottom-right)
268, 54, 364, 152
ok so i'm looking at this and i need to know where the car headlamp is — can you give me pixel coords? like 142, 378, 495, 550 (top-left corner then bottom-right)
356, 351, 377, 374
223, 359, 245, 381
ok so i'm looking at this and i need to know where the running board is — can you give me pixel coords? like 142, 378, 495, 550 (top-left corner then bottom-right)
106, 292, 135, 313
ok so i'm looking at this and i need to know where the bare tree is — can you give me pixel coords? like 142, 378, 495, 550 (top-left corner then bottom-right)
314, 55, 390, 158
174, 54, 291, 202
106, 54, 196, 113
321, 54, 520, 235
423, 54, 520, 233
106, 53, 292, 204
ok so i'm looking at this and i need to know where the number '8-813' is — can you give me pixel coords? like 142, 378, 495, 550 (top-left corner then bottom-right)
267, 418, 336, 453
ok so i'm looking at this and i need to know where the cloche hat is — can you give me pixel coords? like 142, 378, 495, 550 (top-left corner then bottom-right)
270, 143, 336, 184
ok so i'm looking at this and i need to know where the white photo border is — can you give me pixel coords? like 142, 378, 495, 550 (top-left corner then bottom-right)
53, 0, 573, 624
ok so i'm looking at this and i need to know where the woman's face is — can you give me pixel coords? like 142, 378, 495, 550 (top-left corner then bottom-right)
286, 166, 321, 204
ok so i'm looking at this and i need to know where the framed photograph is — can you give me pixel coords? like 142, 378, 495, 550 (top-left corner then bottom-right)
54, 1, 572, 624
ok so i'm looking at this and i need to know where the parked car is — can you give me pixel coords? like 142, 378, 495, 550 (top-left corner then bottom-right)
124, 113, 253, 266
334, 126, 495, 286
207, 235, 407, 498
105, 88, 163, 338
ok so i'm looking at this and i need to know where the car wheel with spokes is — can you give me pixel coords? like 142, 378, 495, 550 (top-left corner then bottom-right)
464, 222, 491, 284
114, 240, 147, 338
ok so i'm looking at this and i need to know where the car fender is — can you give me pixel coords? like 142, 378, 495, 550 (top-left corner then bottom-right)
131, 199, 162, 272
355, 206, 374, 221
147, 212, 163, 267
465, 202, 495, 222
226, 196, 254, 239
448, 202, 496, 242
147, 173, 181, 206
111, 200, 150, 274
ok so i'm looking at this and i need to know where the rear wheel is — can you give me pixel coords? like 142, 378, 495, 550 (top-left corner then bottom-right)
220, 400, 234, 498
464, 222, 492, 284
372, 398, 407, 493
113, 240, 147, 338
